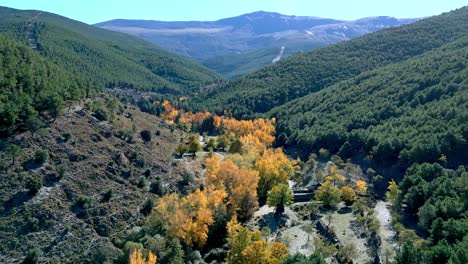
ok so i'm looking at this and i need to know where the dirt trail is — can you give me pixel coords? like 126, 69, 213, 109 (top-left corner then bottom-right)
272, 46, 285, 63
26, 11, 43, 51
375, 201, 397, 263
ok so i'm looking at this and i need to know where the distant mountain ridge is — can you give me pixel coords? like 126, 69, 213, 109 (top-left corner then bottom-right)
97, 11, 342, 33
96, 12, 418, 78
192, 6, 468, 118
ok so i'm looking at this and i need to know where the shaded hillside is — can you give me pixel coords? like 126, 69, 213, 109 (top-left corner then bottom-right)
192, 7, 468, 118
271, 37, 468, 169
0, 6, 221, 95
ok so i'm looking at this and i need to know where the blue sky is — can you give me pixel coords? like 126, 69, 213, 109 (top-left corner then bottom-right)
2, 0, 467, 24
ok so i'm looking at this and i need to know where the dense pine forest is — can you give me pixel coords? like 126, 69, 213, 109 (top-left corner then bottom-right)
271, 38, 467, 169
0, 34, 84, 134
0, 7, 221, 95
0, 3, 467, 264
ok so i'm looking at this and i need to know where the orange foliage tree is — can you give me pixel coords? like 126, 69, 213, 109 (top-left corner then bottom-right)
155, 186, 226, 248
205, 155, 259, 221
217, 118, 275, 147
160, 101, 179, 124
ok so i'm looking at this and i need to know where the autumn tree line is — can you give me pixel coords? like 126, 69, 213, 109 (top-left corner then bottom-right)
121, 101, 374, 263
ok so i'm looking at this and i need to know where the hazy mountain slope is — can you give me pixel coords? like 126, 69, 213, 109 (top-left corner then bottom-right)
0, 6, 221, 95
96, 11, 342, 59
96, 12, 416, 78
192, 7, 468, 118
202, 42, 325, 79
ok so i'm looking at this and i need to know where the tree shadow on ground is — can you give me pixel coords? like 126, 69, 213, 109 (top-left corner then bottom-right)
258, 211, 287, 232
338, 207, 352, 214
0, 191, 33, 216
22, 159, 41, 170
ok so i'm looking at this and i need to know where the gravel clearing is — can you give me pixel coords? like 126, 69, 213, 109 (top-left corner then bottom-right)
375, 201, 397, 263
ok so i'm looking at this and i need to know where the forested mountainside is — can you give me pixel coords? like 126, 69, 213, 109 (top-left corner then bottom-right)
202, 42, 324, 79
270, 37, 467, 170
0, 7, 221, 95
192, 7, 468, 118
0, 34, 83, 134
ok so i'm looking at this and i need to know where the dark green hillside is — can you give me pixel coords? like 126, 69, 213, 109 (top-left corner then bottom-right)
271, 37, 468, 169
0, 7, 221, 95
0, 34, 83, 134
271, 37, 468, 262
194, 7, 468, 118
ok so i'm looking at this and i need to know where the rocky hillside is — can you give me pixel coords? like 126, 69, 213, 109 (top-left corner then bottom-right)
0, 98, 200, 263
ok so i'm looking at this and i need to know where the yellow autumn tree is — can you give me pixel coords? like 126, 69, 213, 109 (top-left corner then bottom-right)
386, 179, 401, 211
255, 148, 298, 199
205, 155, 223, 186
242, 240, 288, 264
356, 180, 367, 194
226, 218, 287, 264
155, 186, 226, 248
340, 186, 356, 206
129, 248, 157, 264
216, 117, 275, 147
240, 133, 265, 155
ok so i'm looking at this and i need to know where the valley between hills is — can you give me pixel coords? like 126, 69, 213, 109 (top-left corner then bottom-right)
0, 4, 467, 264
